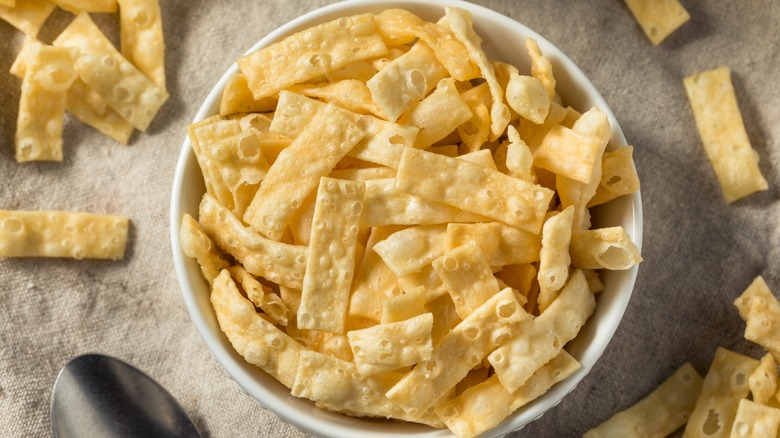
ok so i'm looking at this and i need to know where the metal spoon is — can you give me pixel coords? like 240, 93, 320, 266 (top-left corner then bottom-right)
51, 353, 201, 438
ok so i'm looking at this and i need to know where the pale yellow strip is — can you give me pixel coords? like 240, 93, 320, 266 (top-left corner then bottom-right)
118, 0, 165, 88
0, 0, 55, 36
0, 210, 128, 260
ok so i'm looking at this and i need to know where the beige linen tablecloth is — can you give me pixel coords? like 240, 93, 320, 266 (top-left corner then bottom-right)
1, 1, 778, 436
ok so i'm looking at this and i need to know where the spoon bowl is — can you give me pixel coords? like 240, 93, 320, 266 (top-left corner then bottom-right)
51, 353, 201, 438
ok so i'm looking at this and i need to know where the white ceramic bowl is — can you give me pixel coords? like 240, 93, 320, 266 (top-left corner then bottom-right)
170, 1, 643, 436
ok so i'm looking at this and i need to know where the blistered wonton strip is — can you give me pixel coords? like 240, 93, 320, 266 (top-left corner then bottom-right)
396, 148, 554, 234
436, 351, 581, 438
16, 46, 79, 162
219, 74, 277, 116
11, 37, 134, 144
683, 348, 759, 438
211, 270, 304, 388
347, 313, 433, 376
199, 194, 307, 289
361, 179, 486, 228
488, 270, 594, 393
0, 209, 128, 259
623, 0, 690, 45
244, 104, 365, 241
298, 178, 365, 334
179, 214, 228, 286
238, 13, 388, 101
446, 222, 542, 269
386, 289, 531, 414
118, 0, 165, 89
570, 227, 642, 270
54, 12, 169, 131
432, 242, 500, 320
0, 0, 55, 36
348, 226, 404, 322
683, 67, 768, 203
291, 350, 443, 428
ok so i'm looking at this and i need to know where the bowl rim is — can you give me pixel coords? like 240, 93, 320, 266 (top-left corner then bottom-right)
169, 1, 643, 436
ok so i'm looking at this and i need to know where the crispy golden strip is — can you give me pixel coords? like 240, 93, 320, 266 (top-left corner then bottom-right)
118, 0, 165, 88
624, 0, 690, 45
54, 13, 169, 131
432, 242, 500, 320
488, 270, 594, 393
683, 67, 768, 202
683, 348, 759, 438
396, 148, 553, 234
219, 74, 277, 116
238, 14, 388, 100
199, 194, 307, 290
446, 222, 542, 268
15, 46, 79, 162
347, 313, 433, 376
0, 0, 55, 36
0, 210, 128, 260
348, 226, 404, 321
386, 289, 531, 414
180, 214, 229, 286
243, 104, 365, 241
211, 270, 304, 388
298, 178, 365, 334
584, 363, 703, 438
436, 351, 581, 438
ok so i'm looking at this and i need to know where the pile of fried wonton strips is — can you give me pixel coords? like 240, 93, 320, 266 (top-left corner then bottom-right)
180, 7, 641, 438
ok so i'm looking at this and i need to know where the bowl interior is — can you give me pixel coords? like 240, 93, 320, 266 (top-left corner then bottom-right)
170, 1, 643, 437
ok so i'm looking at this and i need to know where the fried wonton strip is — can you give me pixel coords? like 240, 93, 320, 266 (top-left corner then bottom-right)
386, 289, 531, 413
15, 46, 79, 162
179, 214, 229, 286
207, 130, 270, 217
570, 227, 642, 270
446, 222, 542, 268
584, 362, 703, 438
397, 77, 473, 148
10, 40, 134, 144
683, 348, 759, 438
750, 354, 778, 406
51, 0, 116, 12
445, 7, 510, 138
219, 74, 277, 116
366, 42, 447, 121
325, 60, 377, 82
269, 91, 417, 167
518, 100, 567, 150
734, 276, 776, 321
118, 0, 165, 88
238, 14, 388, 100
684, 67, 768, 203
526, 38, 555, 99
505, 125, 535, 182
211, 270, 304, 388
624, 0, 690, 45
347, 313, 433, 376
396, 148, 554, 234
199, 194, 307, 289
506, 73, 550, 124
228, 265, 289, 326
398, 265, 448, 302
349, 226, 404, 321
291, 350, 443, 427
0, 210, 128, 259
534, 124, 602, 184
728, 399, 780, 438
188, 117, 242, 210
381, 286, 426, 324
436, 351, 581, 438
291, 79, 385, 118
244, 104, 365, 240
373, 224, 448, 277
555, 107, 612, 228
298, 178, 365, 334
488, 270, 594, 393
744, 293, 780, 362
432, 242, 500, 320
374, 9, 479, 81
53, 13, 169, 131
0, 0, 54, 36
66, 79, 135, 144
361, 179, 487, 228
537, 206, 574, 313
588, 146, 641, 207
